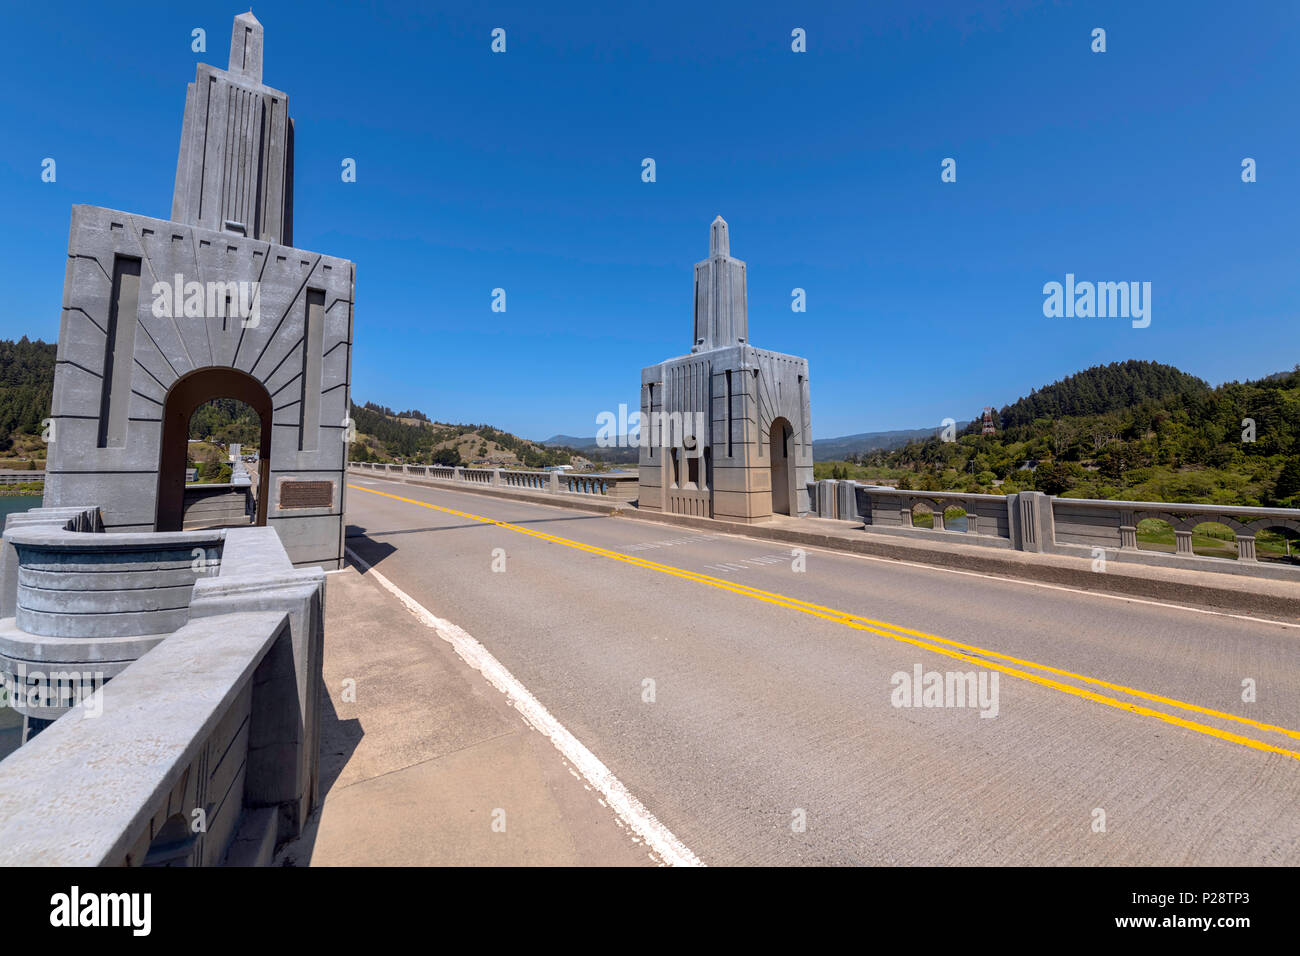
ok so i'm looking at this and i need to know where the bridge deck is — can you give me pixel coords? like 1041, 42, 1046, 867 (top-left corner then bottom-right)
297, 472, 1300, 865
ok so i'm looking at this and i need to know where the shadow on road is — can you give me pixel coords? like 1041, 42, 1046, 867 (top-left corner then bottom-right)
340, 525, 398, 568
345, 513, 608, 541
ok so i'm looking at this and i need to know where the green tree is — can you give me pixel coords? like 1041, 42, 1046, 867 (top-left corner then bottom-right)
1033, 461, 1076, 496
1275, 458, 1300, 502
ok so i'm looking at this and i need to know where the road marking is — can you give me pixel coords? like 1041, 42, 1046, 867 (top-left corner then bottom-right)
350, 483, 1300, 762
704, 552, 794, 573
354, 470, 1300, 631
343, 544, 705, 867
790, 541, 1300, 632
627, 534, 723, 552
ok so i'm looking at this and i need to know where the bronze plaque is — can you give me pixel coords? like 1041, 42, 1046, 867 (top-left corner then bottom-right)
280, 480, 334, 510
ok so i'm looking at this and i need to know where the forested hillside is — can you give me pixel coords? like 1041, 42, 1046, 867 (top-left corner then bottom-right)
0, 338, 55, 458
188, 398, 261, 447
996, 361, 1210, 428
824, 361, 1300, 507
347, 402, 583, 468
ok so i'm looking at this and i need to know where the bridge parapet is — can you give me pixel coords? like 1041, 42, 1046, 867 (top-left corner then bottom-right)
1046, 496, 1300, 572
501, 469, 554, 492
351, 462, 638, 500
182, 482, 256, 530
0, 470, 44, 486
0, 607, 295, 865
0, 516, 324, 865
812, 480, 1300, 580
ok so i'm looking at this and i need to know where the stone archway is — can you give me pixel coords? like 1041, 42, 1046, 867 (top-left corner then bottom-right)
769, 416, 794, 516
156, 368, 272, 532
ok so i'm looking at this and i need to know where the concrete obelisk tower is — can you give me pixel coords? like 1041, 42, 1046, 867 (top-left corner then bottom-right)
638, 217, 813, 521
172, 12, 293, 244
43, 12, 355, 569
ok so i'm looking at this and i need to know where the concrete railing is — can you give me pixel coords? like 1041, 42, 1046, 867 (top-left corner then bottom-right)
1046, 497, 1300, 573
0, 608, 293, 865
182, 482, 255, 529
501, 469, 553, 492
0, 471, 43, 486
810, 479, 1300, 580
0, 510, 325, 866
350, 461, 639, 500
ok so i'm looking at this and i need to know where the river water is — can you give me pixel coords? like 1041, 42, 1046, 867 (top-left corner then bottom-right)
0, 495, 42, 527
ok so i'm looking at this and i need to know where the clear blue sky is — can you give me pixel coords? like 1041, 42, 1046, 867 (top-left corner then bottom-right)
2, 1, 1297, 440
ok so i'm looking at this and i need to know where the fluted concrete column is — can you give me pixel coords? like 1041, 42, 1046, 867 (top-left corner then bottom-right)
816, 480, 836, 518
1174, 530, 1194, 555
932, 506, 945, 532
1119, 510, 1137, 549
1236, 534, 1257, 562
1013, 491, 1054, 552
836, 481, 857, 521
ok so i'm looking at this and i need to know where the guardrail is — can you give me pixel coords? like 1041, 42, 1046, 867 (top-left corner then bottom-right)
350, 461, 639, 500
808, 479, 1300, 579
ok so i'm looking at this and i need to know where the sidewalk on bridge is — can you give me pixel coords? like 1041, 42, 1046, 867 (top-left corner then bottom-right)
274, 564, 657, 867
346, 468, 1300, 620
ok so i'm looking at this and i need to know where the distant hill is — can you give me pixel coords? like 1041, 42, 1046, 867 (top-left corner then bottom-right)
541, 434, 594, 447
349, 403, 591, 469
539, 434, 639, 464
543, 426, 967, 464
998, 360, 1209, 429
828, 359, 1300, 508
812, 425, 965, 460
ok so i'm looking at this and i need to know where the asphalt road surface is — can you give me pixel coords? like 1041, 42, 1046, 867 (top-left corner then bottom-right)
344, 475, 1300, 866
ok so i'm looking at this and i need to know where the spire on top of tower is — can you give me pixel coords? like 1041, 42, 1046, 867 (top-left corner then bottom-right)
709, 215, 730, 257
693, 215, 747, 352
228, 11, 264, 83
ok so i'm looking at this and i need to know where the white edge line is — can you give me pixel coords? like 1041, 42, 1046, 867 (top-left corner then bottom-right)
350, 474, 1300, 631
343, 545, 705, 868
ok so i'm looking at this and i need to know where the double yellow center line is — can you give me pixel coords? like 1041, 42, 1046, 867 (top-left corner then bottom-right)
351, 483, 1300, 762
